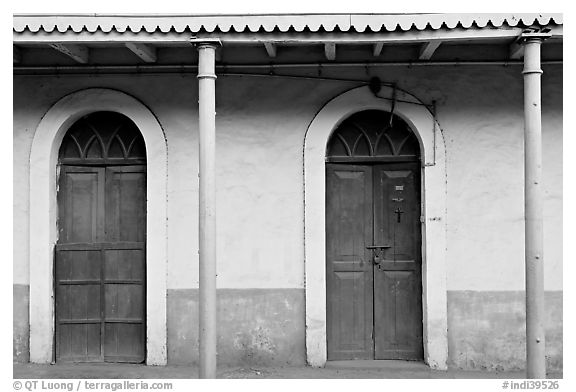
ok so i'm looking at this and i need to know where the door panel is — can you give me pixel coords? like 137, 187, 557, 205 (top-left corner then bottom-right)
104, 166, 146, 362
104, 323, 145, 361
106, 167, 146, 242
326, 165, 373, 360
56, 165, 146, 363
373, 164, 423, 360
59, 167, 105, 244
326, 163, 423, 362
56, 166, 105, 362
58, 324, 102, 361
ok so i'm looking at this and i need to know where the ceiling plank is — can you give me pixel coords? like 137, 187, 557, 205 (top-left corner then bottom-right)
373, 42, 384, 57
509, 41, 524, 59
264, 42, 277, 58
419, 41, 442, 60
324, 43, 336, 61
49, 43, 88, 63
125, 43, 157, 63
14, 46, 21, 64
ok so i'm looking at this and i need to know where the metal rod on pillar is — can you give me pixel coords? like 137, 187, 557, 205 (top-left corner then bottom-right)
196, 40, 220, 379
521, 30, 549, 379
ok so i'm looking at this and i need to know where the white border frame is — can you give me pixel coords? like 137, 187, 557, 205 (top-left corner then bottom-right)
29, 88, 168, 365
304, 86, 448, 369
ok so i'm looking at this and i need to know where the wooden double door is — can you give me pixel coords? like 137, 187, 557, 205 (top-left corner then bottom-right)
55, 165, 146, 362
326, 162, 423, 361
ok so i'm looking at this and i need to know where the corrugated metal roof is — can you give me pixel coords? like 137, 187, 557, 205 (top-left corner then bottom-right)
13, 13, 562, 34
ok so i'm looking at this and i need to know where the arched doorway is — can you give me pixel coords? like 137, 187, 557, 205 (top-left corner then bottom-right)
55, 111, 147, 363
304, 85, 447, 369
325, 110, 423, 361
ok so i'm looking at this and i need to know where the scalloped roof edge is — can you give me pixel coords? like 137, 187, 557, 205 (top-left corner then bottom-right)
13, 13, 563, 34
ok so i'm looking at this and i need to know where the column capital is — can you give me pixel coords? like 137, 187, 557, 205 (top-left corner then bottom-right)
196, 40, 220, 80
520, 29, 550, 76
190, 38, 222, 49
518, 28, 552, 45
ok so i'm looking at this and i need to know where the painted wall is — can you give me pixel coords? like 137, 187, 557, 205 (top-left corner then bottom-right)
448, 291, 562, 371
13, 65, 562, 368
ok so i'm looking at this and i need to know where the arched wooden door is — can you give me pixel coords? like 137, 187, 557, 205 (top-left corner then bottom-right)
325, 110, 423, 361
55, 112, 146, 363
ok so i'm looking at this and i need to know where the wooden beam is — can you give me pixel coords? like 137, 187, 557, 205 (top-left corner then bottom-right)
13, 46, 21, 64
324, 43, 336, 61
373, 42, 384, 57
419, 41, 442, 60
16, 26, 550, 45
510, 41, 524, 59
49, 43, 88, 63
263, 42, 277, 58
125, 43, 157, 63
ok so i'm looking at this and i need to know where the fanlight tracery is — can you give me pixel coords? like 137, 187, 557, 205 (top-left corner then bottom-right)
59, 111, 146, 164
326, 110, 420, 161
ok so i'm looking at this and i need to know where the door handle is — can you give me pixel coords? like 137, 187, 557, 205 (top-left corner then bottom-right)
366, 245, 392, 249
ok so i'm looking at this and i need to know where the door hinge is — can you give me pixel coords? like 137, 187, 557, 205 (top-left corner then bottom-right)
420, 215, 425, 223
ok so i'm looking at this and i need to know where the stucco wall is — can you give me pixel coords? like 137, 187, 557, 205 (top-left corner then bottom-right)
447, 291, 562, 371
13, 64, 562, 368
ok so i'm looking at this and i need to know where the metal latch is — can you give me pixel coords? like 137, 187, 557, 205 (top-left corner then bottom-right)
366, 245, 392, 268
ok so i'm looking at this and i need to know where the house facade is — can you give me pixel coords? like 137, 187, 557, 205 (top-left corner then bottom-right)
13, 14, 563, 372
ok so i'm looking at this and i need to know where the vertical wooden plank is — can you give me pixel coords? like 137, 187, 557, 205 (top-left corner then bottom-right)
99, 247, 105, 362
104, 166, 146, 363
56, 166, 105, 362
373, 163, 423, 360
326, 164, 373, 360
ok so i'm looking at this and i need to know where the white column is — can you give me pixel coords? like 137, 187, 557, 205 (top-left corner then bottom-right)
521, 30, 550, 379
196, 41, 219, 379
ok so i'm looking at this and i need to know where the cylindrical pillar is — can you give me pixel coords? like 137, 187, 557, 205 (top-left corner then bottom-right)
197, 42, 218, 379
522, 37, 546, 379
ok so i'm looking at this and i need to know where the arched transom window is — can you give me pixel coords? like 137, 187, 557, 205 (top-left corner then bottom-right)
326, 110, 420, 162
59, 111, 146, 165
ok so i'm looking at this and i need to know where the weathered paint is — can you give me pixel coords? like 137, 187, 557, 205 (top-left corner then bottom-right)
13, 67, 562, 291
13, 65, 562, 368
167, 289, 305, 366
304, 85, 448, 368
447, 291, 562, 372
26, 89, 168, 365
13, 285, 30, 363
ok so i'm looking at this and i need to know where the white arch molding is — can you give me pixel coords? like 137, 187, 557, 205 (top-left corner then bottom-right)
304, 86, 448, 369
29, 88, 168, 365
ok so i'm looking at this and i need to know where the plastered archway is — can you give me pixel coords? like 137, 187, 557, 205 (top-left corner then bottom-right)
29, 88, 168, 365
304, 86, 448, 369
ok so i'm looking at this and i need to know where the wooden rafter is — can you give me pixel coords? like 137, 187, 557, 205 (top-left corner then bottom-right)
263, 42, 277, 58
419, 41, 442, 60
324, 43, 336, 61
373, 42, 384, 57
49, 43, 89, 63
125, 43, 157, 63
509, 41, 524, 59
